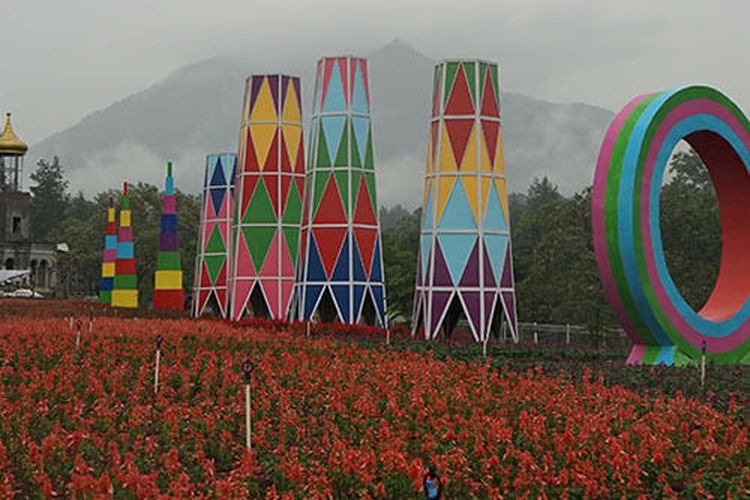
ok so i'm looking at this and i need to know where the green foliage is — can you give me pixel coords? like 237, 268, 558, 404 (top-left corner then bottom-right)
30, 160, 200, 306
380, 206, 420, 322
29, 156, 70, 240
660, 151, 720, 310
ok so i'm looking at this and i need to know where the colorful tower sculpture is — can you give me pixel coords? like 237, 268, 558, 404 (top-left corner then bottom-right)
112, 182, 138, 308
412, 60, 517, 342
153, 162, 184, 310
293, 57, 386, 326
229, 75, 306, 320
193, 154, 236, 318
99, 197, 117, 303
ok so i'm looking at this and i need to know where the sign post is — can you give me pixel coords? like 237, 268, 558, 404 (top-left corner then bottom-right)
700, 340, 706, 389
154, 335, 163, 394
74, 319, 83, 351
243, 359, 254, 450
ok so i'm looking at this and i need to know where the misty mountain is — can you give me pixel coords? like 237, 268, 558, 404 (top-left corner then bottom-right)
31, 39, 613, 208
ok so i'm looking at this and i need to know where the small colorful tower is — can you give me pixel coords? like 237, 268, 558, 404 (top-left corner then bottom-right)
412, 60, 518, 342
193, 154, 236, 318
112, 182, 138, 308
229, 75, 306, 320
99, 197, 117, 303
293, 56, 387, 326
153, 162, 183, 310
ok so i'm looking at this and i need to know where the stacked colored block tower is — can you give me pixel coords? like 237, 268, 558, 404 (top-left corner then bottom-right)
293, 56, 387, 326
98, 197, 117, 303
193, 153, 237, 318
412, 60, 517, 342
229, 75, 306, 320
112, 182, 138, 308
153, 162, 184, 310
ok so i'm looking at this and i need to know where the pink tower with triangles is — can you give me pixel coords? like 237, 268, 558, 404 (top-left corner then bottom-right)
192, 154, 236, 318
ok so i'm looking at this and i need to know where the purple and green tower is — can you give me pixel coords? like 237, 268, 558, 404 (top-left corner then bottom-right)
153, 161, 183, 310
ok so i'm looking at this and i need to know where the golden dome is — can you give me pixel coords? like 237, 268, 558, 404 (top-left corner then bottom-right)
0, 113, 28, 155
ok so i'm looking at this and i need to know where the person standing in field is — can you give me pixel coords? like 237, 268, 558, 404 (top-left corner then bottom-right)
423, 465, 442, 499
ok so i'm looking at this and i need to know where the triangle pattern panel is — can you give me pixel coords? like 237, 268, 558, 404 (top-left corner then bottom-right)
445, 64, 474, 115
412, 60, 516, 343
322, 60, 346, 113
484, 181, 507, 231
459, 291, 482, 339
437, 233, 477, 284
429, 290, 453, 338
294, 56, 386, 325
445, 119, 474, 169
229, 75, 304, 321
331, 285, 351, 323
431, 241, 453, 287
484, 233, 508, 285
438, 179, 476, 229
351, 63, 369, 114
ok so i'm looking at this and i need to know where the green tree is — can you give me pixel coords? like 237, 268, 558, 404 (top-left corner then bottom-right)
660, 150, 720, 310
30, 156, 70, 240
381, 206, 420, 322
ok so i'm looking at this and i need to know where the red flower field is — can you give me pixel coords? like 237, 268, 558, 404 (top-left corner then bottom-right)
0, 306, 747, 497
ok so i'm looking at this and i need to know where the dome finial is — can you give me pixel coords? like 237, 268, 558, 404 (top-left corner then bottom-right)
0, 112, 28, 155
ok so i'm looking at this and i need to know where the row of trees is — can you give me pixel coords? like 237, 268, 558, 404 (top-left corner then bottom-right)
31, 151, 719, 330
30, 158, 200, 305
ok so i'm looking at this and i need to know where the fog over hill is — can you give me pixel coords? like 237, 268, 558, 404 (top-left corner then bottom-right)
31, 39, 613, 208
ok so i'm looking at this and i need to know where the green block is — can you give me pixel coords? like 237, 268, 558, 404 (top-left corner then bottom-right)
157, 251, 181, 270
114, 275, 137, 289
99, 291, 112, 304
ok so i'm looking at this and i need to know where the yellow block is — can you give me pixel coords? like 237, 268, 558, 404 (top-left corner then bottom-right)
101, 262, 115, 277
155, 270, 183, 290
107, 207, 116, 223
120, 210, 131, 227
112, 290, 138, 308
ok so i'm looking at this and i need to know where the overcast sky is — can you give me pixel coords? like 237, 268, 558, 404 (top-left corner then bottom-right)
3, 0, 750, 144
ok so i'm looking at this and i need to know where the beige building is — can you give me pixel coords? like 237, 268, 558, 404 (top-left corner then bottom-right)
0, 113, 59, 294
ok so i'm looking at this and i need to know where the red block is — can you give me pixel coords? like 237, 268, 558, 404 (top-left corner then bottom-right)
116, 259, 137, 275
153, 289, 184, 310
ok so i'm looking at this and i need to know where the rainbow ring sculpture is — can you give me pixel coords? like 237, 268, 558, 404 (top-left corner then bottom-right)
593, 85, 749, 365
